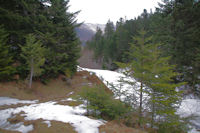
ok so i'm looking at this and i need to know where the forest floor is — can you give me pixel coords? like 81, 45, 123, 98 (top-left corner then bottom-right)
0, 70, 146, 133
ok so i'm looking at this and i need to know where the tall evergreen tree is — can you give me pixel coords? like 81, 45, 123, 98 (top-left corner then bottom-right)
40, 0, 80, 77
0, 0, 81, 79
117, 30, 152, 126
153, 0, 200, 94
0, 26, 14, 81
117, 30, 183, 129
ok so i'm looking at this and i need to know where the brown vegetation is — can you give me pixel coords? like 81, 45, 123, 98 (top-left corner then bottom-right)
99, 121, 147, 133
0, 71, 146, 133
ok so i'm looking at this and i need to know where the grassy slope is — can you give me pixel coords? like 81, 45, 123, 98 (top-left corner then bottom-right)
0, 71, 146, 133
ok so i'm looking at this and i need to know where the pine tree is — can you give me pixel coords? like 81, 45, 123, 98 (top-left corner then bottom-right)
117, 30, 183, 128
155, 0, 200, 94
0, 26, 14, 81
0, 0, 81, 79
40, 0, 80, 77
87, 27, 104, 60
20, 34, 45, 88
117, 30, 153, 126
144, 42, 183, 128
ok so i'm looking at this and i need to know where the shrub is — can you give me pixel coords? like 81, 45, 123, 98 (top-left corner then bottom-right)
79, 86, 130, 120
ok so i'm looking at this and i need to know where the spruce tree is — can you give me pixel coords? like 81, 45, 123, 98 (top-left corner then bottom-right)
117, 30, 153, 126
144, 42, 183, 128
155, 0, 200, 94
20, 34, 45, 88
0, 0, 81, 79
117, 30, 183, 128
40, 0, 80, 77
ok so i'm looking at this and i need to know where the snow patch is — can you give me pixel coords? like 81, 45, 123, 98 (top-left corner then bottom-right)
43, 121, 51, 127
0, 109, 33, 133
61, 98, 77, 102
78, 66, 145, 103
79, 66, 200, 132
0, 99, 105, 133
67, 91, 74, 96
178, 99, 200, 118
0, 97, 38, 106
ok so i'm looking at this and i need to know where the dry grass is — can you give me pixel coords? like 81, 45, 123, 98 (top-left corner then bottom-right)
0, 71, 147, 133
0, 71, 110, 102
56, 101, 82, 107
99, 121, 147, 133
0, 129, 20, 133
30, 121, 76, 133
7, 113, 76, 133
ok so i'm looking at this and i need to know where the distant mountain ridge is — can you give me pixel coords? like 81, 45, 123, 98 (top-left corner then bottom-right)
76, 23, 105, 69
83, 23, 106, 33
76, 23, 105, 46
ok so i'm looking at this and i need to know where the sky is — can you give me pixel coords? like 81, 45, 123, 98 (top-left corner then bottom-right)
69, 0, 162, 24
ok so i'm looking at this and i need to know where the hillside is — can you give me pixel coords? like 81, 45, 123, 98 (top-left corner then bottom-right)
0, 69, 146, 133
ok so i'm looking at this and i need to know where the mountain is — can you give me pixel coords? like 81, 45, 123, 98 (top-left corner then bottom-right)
76, 23, 105, 69
76, 23, 105, 46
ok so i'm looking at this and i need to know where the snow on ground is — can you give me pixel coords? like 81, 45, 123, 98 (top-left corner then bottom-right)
61, 97, 77, 102
1, 67, 200, 133
178, 98, 200, 133
178, 99, 200, 118
78, 66, 200, 133
67, 91, 74, 96
43, 121, 51, 127
78, 66, 141, 102
0, 97, 105, 133
0, 97, 38, 106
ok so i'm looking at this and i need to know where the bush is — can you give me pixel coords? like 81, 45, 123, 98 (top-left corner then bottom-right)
79, 86, 130, 120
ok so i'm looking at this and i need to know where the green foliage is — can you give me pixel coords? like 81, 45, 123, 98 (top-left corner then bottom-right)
87, 11, 150, 68
151, 0, 200, 94
20, 34, 45, 88
87, 1, 200, 94
20, 34, 45, 76
0, 26, 14, 81
0, 0, 81, 80
116, 30, 185, 129
79, 86, 130, 120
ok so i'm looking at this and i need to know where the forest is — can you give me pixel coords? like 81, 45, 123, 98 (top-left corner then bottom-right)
0, 0, 200, 133
87, 0, 200, 95
0, 0, 80, 87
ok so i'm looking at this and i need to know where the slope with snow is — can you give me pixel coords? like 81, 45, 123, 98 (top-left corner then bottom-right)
1, 67, 200, 133
78, 66, 200, 133
0, 96, 105, 133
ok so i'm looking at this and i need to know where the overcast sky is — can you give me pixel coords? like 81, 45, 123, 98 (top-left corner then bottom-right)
69, 0, 162, 24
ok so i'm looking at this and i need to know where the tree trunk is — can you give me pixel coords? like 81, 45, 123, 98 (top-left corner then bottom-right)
29, 58, 34, 89
139, 82, 143, 127
151, 92, 155, 128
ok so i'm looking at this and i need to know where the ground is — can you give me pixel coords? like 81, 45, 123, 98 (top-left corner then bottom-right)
0, 70, 146, 133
